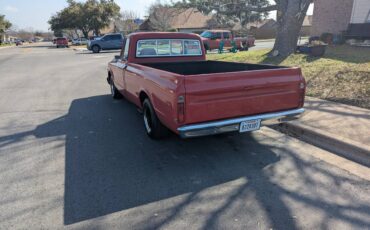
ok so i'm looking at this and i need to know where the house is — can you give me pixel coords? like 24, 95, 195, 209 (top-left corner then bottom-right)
0, 33, 17, 43
243, 19, 277, 39
233, 16, 311, 39
139, 8, 214, 34
311, 0, 370, 36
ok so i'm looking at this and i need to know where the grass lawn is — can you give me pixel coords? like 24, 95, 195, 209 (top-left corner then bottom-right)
0, 43, 14, 47
207, 45, 370, 109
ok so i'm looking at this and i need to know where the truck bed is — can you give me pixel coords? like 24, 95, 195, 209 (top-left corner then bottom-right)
141, 61, 286, 75
139, 60, 304, 125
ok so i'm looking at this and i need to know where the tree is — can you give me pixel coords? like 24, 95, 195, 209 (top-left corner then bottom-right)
176, 0, 312, 57
48, 0, 120, 38
147, 2, 184, 31
114, 10, 140, 33
0, 15, 12, 33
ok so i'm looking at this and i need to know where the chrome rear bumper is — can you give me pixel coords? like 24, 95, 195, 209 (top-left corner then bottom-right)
178, 108, 305, 138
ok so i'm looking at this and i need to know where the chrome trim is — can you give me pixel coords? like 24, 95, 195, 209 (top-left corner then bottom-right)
177, 108, 305, 138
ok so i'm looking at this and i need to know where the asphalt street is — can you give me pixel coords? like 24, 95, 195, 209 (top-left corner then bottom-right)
0, 43, 370, 230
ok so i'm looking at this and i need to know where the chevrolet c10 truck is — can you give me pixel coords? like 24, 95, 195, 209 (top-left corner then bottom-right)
107, 32, 305, 139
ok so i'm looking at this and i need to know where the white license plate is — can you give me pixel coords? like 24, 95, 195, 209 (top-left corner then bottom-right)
239, 119, 261, 133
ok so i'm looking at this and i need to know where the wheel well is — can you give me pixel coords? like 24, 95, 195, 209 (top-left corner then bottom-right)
107, 71, 112, 84
139, 92, 149, 105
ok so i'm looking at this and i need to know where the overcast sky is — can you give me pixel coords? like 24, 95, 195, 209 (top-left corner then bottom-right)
0, 0, 314, 32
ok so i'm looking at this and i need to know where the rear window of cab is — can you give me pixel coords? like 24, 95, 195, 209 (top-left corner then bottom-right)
136, 39, 202, 57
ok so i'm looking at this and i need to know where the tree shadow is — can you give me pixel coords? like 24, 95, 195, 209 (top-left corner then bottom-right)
29, 95, 292, 227
1, 95, 369, 229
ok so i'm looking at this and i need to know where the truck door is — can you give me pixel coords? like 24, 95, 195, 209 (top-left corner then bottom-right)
209, 32, 222, 49
223, 32, 231, 47
111, 39, 129, 93
100, 35, 111, 49
111, 34, 123, 49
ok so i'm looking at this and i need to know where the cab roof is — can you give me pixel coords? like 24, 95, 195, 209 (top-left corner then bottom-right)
127, 32, 202, 40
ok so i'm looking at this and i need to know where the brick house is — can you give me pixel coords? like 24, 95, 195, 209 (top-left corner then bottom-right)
139, 8, 214, 34
311, 0, 370, 36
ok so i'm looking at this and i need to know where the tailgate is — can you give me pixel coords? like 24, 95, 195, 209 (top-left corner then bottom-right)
184, 68, 304, 124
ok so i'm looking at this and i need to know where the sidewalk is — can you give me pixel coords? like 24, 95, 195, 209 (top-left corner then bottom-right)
279, 97, 370, 165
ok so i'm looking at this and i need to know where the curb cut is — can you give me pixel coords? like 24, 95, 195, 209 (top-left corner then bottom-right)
275, 122, 370, 167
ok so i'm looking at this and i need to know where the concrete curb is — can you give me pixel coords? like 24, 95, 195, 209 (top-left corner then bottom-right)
275, 122, 370, 167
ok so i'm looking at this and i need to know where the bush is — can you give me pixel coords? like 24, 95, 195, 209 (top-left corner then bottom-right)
320, 33, 333, 44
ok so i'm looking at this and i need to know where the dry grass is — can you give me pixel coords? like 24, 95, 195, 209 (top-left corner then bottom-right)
207, 45, 370, 109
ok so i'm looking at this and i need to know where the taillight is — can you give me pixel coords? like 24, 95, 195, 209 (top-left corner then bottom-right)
299, 78, 306, 107
177, 95, 185, 123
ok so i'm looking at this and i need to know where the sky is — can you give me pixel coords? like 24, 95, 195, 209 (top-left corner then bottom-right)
0, 0, 314, 32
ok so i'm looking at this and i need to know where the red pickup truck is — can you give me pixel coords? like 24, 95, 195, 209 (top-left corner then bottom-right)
200, 30, 255, 51
107, 32, 305, 139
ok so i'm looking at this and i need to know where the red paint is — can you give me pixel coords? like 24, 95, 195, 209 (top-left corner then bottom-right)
56, 38, 68, 46
200, 30, 255, 50
108, 32, 305, 135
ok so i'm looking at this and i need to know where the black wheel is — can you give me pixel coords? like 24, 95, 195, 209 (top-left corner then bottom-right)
204, 44, 209, 54
56, 45, 59, 48
110, 81, 122, 99
92, 45, 101, 53
239, 43, 248, 51
143, 99, 169, 139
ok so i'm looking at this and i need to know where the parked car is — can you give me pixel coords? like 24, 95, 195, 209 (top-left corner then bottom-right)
107, 32, 306, 139
56, 37, 69, 48
87, 33, 124, 53
72, 38, 88, 46
200, 30, 255, 51
15, 40, 23, 46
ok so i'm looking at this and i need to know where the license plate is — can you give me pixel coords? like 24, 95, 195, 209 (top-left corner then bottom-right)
239, 119, 261, 133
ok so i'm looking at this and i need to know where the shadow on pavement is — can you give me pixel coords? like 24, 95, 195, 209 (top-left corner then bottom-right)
1, 95, 369, 229
31, 95, 294, 227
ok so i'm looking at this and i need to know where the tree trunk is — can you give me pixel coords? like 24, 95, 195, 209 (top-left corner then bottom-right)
271, 0, 311, 57
81, 29, 89, 39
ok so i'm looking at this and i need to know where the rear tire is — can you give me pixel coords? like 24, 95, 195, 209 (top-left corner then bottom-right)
143, 99, 168, 139
239, 42, 249, 51
92, 45, 101, 53
110, 81, 122, 99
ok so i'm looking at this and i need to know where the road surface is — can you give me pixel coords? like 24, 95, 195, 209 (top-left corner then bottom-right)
0, 43, 369, 230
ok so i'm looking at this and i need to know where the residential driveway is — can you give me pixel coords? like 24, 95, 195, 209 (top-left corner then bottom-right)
250, 38, 309, 51
0, 43, 370, 230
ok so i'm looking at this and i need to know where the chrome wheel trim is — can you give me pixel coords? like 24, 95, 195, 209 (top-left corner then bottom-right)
110, 83, 115, 97
143, 110, 152, 133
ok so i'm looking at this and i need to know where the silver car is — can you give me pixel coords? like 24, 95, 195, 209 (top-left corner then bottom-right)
72, 38, 88, 46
